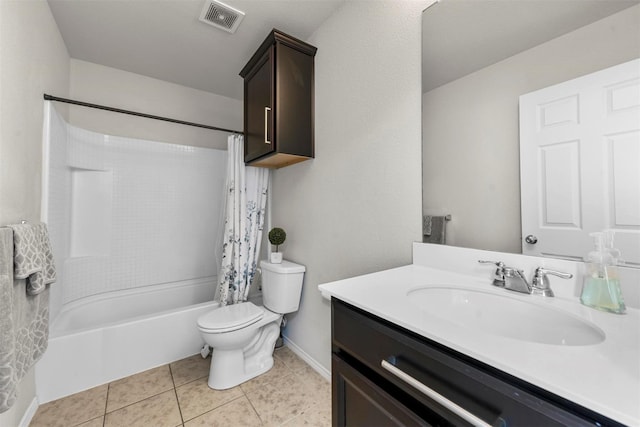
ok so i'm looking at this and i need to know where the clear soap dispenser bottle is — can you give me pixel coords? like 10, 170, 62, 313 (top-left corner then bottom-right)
580, 232, 626, 314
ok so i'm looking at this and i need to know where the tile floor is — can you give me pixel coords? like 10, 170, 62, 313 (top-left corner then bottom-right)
30, 346, 331, 427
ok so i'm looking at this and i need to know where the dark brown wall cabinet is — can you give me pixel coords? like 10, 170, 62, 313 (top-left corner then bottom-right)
240, 29, 316, 168
332, 298, 623, 427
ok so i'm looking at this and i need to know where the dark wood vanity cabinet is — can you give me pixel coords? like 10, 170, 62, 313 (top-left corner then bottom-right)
331, 298, 623, 427
240, 29, 316, 169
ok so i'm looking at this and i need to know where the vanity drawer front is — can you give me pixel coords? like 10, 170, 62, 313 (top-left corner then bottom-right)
332, 298, 605, 427
332, 354, 431, 427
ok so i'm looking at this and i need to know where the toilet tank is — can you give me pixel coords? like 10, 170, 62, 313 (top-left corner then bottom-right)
260, 260, 306, 314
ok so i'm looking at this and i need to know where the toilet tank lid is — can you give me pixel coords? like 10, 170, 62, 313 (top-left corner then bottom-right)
260, 260, 306, 274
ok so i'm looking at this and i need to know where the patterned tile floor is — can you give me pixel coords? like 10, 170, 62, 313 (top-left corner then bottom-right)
30, 346, 331, 427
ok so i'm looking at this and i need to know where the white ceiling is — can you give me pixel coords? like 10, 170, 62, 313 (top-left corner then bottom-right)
422, 0, 640, 93
48, 0, 640, 100
48, 0, 345, 100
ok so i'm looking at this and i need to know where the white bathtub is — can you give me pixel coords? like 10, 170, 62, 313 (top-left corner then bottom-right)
35, 278, 219, 403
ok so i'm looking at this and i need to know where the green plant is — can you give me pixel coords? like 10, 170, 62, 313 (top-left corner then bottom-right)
268, 227, 286, 252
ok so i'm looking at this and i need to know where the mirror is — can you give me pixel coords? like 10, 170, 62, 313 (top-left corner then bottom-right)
422, 0, 640, 264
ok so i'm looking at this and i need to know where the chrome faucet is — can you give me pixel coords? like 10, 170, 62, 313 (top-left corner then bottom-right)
477, 260, 506, 287
503, 267, 531, 294
530, 267, 573, 297
478, 260, 573, 297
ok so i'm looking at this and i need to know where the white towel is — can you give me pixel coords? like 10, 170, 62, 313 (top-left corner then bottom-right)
7, 223, 56, 295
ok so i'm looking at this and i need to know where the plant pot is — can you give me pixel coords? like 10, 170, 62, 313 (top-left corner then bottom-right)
270, 252, 283, 264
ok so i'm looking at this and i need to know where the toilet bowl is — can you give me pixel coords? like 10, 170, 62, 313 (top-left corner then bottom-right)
197, 260, 305, 390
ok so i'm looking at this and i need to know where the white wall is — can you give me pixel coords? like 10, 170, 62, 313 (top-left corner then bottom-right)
0, 0, 70, 226
272, 1, 427, 371
0, 1, 70, 424
69, 59, 242, 150
422, 5, 640, 253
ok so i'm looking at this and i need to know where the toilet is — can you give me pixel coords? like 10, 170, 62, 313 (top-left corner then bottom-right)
197, 259, 305, 390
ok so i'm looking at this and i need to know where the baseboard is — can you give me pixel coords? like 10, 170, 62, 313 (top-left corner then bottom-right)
282, 336, 331, 381
19, 397, 39, 427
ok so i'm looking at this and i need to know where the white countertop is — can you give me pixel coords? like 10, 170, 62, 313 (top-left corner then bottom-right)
319, 263, 640, 426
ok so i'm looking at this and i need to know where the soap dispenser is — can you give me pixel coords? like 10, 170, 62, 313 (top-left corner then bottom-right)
580, 232, 626, 314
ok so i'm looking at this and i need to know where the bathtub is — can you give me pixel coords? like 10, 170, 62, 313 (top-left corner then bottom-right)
35, 278, 219, 403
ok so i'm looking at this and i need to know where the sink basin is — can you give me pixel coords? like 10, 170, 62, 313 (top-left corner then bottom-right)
407, 287, 605, 346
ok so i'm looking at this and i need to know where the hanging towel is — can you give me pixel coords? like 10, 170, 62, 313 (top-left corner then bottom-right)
423, 215, 447, 244
0, 228, 17, 413
422, 215, 432, 236
7, 222, 56, 295
0, 228, 51, 413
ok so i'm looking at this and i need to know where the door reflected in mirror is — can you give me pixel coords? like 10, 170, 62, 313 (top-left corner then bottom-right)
421, 0, 640, 267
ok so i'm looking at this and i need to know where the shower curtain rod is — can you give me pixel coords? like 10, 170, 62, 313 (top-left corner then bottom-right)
43, 94, 243, 135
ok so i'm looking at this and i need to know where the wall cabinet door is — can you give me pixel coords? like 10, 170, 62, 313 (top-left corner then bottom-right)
240, 29, 316, 169
244, 48, 274, 162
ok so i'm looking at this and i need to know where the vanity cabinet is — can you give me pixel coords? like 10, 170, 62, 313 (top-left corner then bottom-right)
239, 29, 316, 169
331, 298, 622, 427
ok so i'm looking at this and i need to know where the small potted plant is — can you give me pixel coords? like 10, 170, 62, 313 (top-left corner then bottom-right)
268, 227, 286, 264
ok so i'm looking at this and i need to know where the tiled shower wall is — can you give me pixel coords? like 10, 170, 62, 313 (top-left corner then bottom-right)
45, 105, 227, 321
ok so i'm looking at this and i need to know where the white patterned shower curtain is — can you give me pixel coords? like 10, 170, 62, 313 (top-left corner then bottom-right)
217, 134, 269, 306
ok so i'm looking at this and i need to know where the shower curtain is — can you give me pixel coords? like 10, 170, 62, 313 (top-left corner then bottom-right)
217, 134, 269, 306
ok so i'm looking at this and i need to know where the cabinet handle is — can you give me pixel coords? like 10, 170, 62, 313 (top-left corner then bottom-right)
381, 359, 491, 427
264, 106, 271, 145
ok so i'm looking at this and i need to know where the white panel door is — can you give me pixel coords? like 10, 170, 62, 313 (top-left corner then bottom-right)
520, 59, 640, 266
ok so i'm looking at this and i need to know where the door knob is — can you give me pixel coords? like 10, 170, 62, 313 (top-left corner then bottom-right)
525, 235, 538, 244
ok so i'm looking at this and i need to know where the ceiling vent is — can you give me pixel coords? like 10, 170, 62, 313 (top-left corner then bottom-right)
198, 0, 245, 34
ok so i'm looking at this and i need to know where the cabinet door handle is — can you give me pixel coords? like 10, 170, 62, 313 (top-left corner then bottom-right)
381, 359, 491, 427
264, 106, 271, 145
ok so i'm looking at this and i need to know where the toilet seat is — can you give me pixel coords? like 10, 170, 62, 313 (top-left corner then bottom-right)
197, 302, 264, 333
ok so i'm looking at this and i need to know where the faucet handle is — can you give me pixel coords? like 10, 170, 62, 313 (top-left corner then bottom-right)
478, 260, 506, 287
531, 267, 573, 297
478, 260, 505, 268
